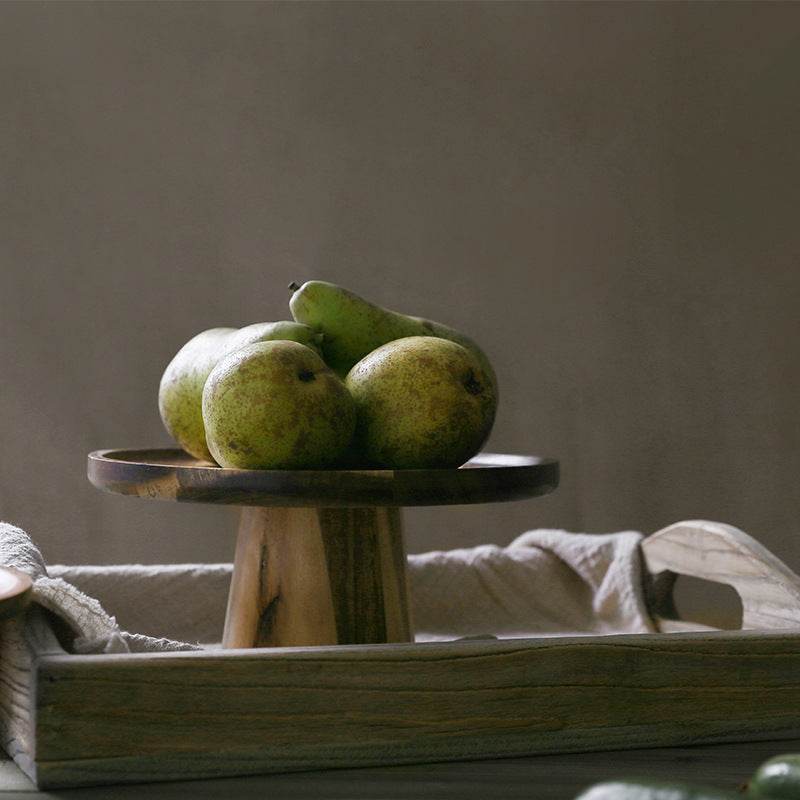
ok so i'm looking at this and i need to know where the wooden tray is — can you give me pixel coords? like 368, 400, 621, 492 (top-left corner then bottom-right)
3, 521, 800, 789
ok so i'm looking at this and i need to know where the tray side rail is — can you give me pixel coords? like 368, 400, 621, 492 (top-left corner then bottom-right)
24, 630, 800, 789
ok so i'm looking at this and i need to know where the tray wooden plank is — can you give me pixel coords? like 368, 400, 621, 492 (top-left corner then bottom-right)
4, 605, 800, 789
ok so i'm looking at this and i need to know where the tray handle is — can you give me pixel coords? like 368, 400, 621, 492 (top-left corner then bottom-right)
641, 520, 800, 631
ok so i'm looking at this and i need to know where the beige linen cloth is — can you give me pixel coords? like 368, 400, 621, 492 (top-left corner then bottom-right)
0, 521, 656, 654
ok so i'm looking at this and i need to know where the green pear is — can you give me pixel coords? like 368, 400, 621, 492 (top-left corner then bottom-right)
344, 336, 497, 469
202, 340, 356, 470
158, 321, 323, 461
288, 280, 498, 394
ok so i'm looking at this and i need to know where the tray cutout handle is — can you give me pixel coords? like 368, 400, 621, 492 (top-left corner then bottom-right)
641, 520, 800, 631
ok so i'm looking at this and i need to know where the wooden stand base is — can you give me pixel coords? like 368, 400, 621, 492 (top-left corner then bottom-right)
87, 449, 558, 650
221, 506, 413, 648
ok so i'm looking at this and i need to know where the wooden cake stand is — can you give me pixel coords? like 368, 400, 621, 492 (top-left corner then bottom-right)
87, 449, 559, 650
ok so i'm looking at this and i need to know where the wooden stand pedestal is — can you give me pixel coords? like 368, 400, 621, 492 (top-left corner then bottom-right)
222, 506, 411, 648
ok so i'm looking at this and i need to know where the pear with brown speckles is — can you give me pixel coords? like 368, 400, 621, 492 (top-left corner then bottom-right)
202, 340, 356, 470
345, 336, 497, 470
159, 321, 323, 461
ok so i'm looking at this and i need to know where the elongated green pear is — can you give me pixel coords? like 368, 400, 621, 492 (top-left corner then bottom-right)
158, 321, 323, 462
288, 280, 497, 393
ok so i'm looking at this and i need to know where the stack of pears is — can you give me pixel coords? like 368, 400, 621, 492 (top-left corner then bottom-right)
158, 281, 498, 470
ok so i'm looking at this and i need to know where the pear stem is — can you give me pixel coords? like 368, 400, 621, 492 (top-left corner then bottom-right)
288, 282, 301, 292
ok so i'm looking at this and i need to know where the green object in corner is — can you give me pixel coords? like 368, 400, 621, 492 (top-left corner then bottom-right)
749, 754, 800, 799
573, 779, 741, 800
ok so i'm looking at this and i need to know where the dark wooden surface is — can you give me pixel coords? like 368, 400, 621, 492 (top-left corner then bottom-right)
87, 449, 559, 508
1, 739, 798, 798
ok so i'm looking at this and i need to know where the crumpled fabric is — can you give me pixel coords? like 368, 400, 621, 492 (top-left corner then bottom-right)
409, 528, 655, 640
0, 520, 655, 653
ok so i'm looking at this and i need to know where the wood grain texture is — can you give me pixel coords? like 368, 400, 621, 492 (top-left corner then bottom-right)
87, 449, 559, 508
0, 606, 64, 780
222, 506, 411, 648
15, 629, 800, 789
642, 520, 800, 630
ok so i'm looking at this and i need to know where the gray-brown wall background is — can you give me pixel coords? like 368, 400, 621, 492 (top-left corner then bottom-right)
1, 2, 798, 609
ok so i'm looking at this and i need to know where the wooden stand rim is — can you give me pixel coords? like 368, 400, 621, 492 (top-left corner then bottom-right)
87, 448, 559, 508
